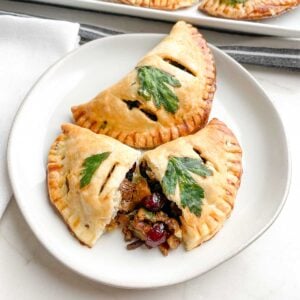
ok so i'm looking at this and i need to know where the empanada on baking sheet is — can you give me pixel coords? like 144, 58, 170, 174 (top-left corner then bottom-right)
72, 21, 216, 149
199, 0, 299, 20
47, 123, 140, 247
119, 0, 196, 10
141, 118, 242, 250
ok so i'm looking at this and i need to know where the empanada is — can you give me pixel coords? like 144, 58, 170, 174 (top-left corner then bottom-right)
199, 0, 299, 20
119, 0, 196, 10
72, 21, 216, 149
133, 118, 242, 251
47, 123, 140, 247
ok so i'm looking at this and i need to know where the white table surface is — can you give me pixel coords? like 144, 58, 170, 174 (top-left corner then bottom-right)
0, 1, 300, 299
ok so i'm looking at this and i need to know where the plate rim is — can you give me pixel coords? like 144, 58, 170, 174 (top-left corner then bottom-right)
7, 33, 292, 289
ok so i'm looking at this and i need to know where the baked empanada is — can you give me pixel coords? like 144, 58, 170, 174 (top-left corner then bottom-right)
131, 118, 242, 251
72, 21, 216, 149
119, 0, 196, 10
199, 0, 299, 20
47, 123, 140, 247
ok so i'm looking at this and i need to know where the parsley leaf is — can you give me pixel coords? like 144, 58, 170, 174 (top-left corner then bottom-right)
161, 159, 177, 195
175, 157, 213, 177
137, 66, 181, 114
222, 0, 247, 5
179, 180, 204, 217
80, 152, 111, 188
161, 156, 212, 216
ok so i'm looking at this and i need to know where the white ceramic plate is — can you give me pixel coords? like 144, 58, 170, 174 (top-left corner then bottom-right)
8, 34, 290, 289
30, 0, 300, 37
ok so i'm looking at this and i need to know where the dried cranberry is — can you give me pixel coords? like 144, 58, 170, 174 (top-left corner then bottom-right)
145, 223, 167, 248
141, 193, 165, 212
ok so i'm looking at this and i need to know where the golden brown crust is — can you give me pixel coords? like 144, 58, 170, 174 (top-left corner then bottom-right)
72, 21, 216, 149
47, 123, 140, 247
199, 0, 299, 20
142, 118, 242, 250
119, 0, 196, 10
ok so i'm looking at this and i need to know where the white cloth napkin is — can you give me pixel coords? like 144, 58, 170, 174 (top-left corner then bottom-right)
0, 15, 79, 218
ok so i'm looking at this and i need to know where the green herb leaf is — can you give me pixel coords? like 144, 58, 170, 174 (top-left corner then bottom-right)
175, 157, 213, 177
179, 180, 204, 217
162, 156, 212, 216
80, 152, 111, 188
222, 0, 247, 5
139, 208, 156, 222
137, 66, 181, 114
162, 159, 177, 195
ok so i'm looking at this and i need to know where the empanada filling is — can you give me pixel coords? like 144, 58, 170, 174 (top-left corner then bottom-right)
116, 161, 183, 256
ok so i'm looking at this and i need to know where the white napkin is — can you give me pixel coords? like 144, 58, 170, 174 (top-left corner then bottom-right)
0, 15, 79, 218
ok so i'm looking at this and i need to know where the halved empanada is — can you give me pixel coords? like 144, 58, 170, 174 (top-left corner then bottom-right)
141, 118, 242, 250
72, 21, 216, 149
199, 0, 299, 20
119, 0, 196, 10
47, 123, 140, 247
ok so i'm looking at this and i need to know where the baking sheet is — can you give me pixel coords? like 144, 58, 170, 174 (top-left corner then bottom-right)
32, 0, 300, 37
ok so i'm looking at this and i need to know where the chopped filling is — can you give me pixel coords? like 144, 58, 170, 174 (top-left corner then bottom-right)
116, 161, 182, 256
119, 178, 151, 212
